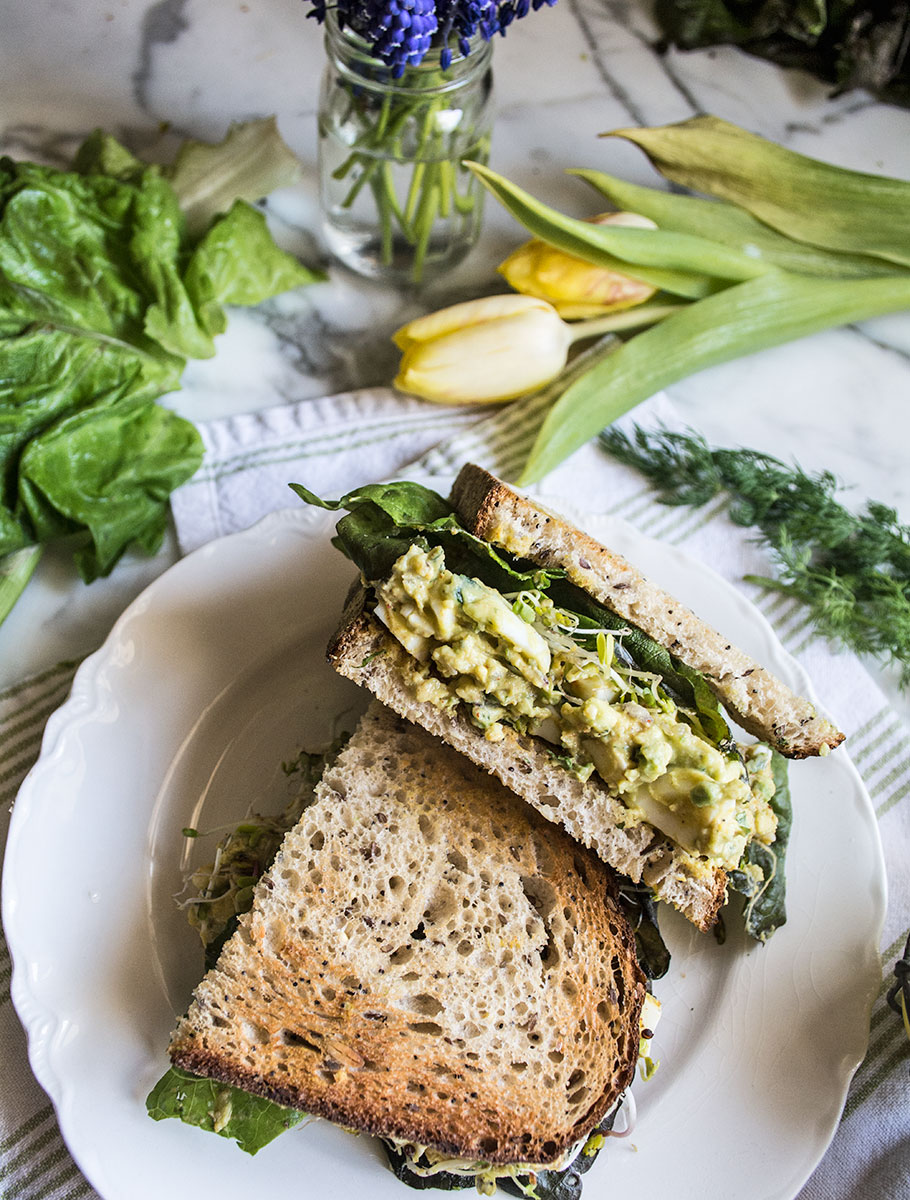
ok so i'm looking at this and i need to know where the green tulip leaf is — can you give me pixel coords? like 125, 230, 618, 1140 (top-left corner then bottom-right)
609, 116, 910, 269
570, 167, 899, 280
465, 161, 754, 299
519, 270, 910, 484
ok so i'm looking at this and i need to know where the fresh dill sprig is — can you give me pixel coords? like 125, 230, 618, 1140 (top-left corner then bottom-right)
599, 425, 910, 686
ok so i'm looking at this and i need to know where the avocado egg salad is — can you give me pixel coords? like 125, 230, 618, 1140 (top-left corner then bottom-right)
377, 542, 776, 873
294, 477, 792, 945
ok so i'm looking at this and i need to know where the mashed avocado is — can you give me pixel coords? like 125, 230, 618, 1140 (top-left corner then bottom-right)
375, 545, 777, 871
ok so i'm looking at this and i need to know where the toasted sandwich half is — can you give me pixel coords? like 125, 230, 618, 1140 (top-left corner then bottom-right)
163, 705, 648, 1187
298, 464, 843, 932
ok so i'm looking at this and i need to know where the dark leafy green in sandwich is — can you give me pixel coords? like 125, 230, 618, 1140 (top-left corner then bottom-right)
727, 748, 791, 942
147, 1067, 306, 1154
384, 1104, 623, 1198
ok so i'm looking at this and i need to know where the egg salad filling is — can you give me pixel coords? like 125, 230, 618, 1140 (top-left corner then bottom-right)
374, 543, 777, 872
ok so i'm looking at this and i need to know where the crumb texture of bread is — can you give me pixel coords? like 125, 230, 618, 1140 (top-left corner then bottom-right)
329, 608, 726, 931
169, 705, 646, 1165
451, 463, 844, 760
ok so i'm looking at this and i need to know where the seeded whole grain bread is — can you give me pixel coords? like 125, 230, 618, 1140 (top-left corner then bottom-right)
329, 594, 727, 931
169, 705, 647, 1165
451, 463, 843, 759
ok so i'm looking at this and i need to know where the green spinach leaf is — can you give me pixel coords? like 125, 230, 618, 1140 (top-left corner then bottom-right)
382, 1145, 473, 1191
290, 480, 563, 590
146, 1067, 306, 1154
549, 579, 732, 745
382, 1106, 621, 1199
616, 881, 671, 983
728, 750, 791, 941
500, 1107, 621, 1200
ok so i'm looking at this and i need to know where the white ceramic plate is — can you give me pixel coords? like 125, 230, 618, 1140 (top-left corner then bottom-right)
5, 498, 886, 1200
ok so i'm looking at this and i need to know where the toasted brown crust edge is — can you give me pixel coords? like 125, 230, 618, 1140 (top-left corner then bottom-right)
172, 905, 646, 1164
450, 463, 844, 760
328, 593, 726, 932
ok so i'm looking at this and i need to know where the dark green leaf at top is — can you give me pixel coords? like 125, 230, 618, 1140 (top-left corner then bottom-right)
652, 2, 910, 112
290, 480, 565, 592
291, 480, 453, 526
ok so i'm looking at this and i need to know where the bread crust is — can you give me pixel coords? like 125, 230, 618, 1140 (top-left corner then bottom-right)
328, 596, 726, 931
451, 463, 844, 759
169, 706, 646, 1165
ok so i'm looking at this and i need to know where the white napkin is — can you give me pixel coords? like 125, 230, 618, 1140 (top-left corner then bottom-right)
171, 387, 487, 553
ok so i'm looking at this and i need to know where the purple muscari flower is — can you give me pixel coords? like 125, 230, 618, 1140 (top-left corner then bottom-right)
331, 0, 439, 73
303, 0, 557, 68
435, 0, 499, 59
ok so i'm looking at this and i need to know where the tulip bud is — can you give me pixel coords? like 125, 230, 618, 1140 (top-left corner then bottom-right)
498, 212, 658, 320
393, 294, 573, 405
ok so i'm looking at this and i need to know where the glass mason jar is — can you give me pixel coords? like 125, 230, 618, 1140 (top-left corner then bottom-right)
317, 13, 494, 286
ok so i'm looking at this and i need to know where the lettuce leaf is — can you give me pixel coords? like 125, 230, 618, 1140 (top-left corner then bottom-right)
164, 117, 304, 238
0, 121, 323, 595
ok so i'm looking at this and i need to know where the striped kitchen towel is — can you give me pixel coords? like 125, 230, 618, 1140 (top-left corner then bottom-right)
2, 385, 908, 1199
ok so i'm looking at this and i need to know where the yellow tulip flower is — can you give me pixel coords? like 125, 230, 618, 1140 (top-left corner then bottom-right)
393, 294, 574, 405
392, 289, 685, 406
498, 212, 658, 319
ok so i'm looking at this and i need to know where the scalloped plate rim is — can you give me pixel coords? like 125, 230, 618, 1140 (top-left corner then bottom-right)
3, 496, 886, 1200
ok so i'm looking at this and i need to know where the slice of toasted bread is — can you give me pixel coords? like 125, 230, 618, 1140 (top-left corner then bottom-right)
329, 595, 726, 931
169, 704, 647, 1165
451, 463, 843, 759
